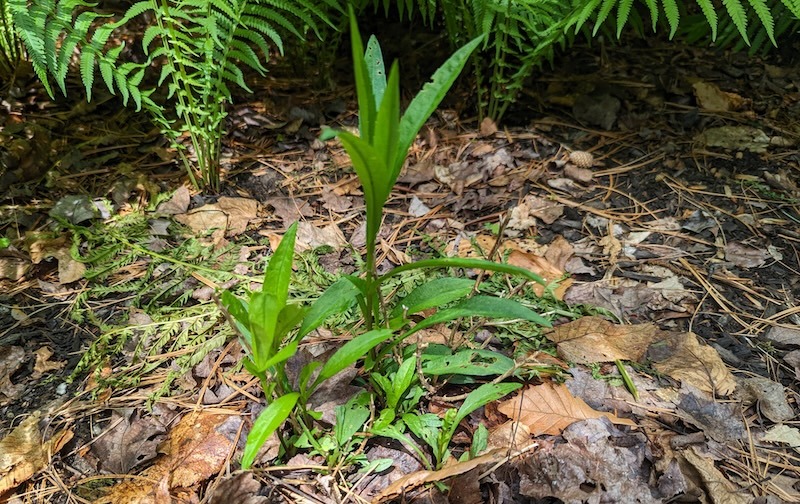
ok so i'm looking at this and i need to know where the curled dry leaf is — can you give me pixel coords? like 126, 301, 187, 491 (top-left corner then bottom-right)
546, 316, 660, 363
0, 411, 73, 494
372, 448, 522, 503
496, 382, 636, 436
648, 332, 736, 396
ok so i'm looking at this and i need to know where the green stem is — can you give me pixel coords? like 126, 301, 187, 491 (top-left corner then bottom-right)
364, 233, 376, 331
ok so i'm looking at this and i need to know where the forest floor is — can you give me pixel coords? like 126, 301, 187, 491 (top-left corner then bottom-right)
1, 29, 800, 504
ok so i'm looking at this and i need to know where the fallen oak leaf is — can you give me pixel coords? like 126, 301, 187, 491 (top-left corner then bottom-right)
497, 382, 636, 436
546, 316, 660, 363
648, 331, 736, 396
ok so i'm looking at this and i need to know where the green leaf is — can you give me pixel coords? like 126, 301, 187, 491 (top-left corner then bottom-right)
336, 131, 391, 245
392, 277, 475, 317
661, 0, 680, 38
391, 356, 417, 408
396, 35, 483, 179
405, 295, 550, 338
275, 303, 307, 342
335, 392, 371, 446
573, 0, 602, 32
299, 278, 360, 337
264, 222, 297, 309
592, 0, 616, 36
248, 292, 280, 369
422, 349, 515, 377
615, 0, 635, 38
403, 412, 441, 451
241, 393, 299, 470
747, 0, 775, 46
380, 257, 546, 286
455, 382, 520, 426
349, 6, 376, 141
470, 423, 488, 458
642, 0, 659, 31
372, 61, 401, 204
220, 290, 252, 347
696, 0, 718, 40
317, 328, 393, 383
365, 35, 387, 109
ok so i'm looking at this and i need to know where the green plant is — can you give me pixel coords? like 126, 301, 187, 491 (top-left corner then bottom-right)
0, 0, 24, 81
402, 382, 520, 468
321, 9, 552, 330
221, 223, 395, 469
379, 0, 800, 121
222, 10, 555, 470
9, 0, 338, 190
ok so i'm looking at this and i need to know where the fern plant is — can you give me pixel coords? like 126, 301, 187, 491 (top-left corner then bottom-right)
0, 0, 24, 82
377, 0, 800, 121
10, 0, 339, 190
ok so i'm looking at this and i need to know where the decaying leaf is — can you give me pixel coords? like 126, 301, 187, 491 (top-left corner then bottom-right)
0, 411, 73, 494
681, 447, 750, 504
91, 408, 167, 474
497, 382, 636, 436
762, 425, 800, 456
649, 332, 736, 396
31, 346, 65, 378
546, 316, 660, 363
0, 346, 26, 406
372, 448, 523, 503
96, 412, 242, 504
516, 419, 656, 503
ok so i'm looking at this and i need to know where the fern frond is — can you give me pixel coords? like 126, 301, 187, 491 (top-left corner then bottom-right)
592, 0, 616, 36
573, 0, 602, 33
697, 0, 718, 39
642, 0, 658, 31
748, 0, 776, 45
723, 0, 750, 43
615, 0, 634, 37
661, 0, 680, 38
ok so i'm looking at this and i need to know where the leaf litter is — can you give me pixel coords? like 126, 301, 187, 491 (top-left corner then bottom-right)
1, 33, 800, 504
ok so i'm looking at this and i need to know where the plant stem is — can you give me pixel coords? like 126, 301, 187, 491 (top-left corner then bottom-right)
364, 234, 376, 331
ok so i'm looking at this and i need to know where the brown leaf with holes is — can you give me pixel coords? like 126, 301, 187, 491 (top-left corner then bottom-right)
648, 332, 736, 396
96, 412, 242, 504
546, 316, 660, 363
497, 382, 636, 436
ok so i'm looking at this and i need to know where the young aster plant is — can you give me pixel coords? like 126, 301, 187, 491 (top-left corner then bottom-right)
323, 7, 551, 332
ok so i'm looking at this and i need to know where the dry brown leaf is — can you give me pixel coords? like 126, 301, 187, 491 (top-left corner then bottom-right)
681, 447, 750, 504
649, 332, 736, 396
96, 412, 241, 504
447, 234, 572, 298
296, 222, 347, 252
0, 412, 73, 494
372, 448, 520, 503
175, 207, 228, 247
497, 382, 636, 436
547, 316, 660, 363
692, 82, 749, 112
156, 185, 191, 215
0, 346, 25, 406
32, 346, 65, 377
215, 197, 258, 236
